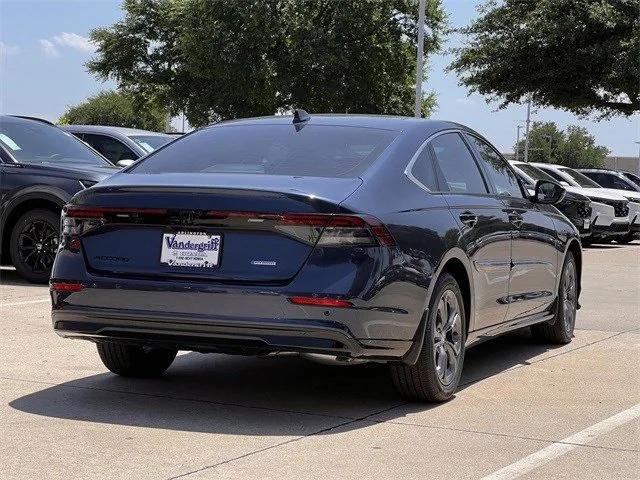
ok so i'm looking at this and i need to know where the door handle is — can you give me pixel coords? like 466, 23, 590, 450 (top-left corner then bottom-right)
459, 211, 478, 228
508, 213, 524, 228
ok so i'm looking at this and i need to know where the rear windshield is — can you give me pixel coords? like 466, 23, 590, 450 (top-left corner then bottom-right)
130, 124, 397, 178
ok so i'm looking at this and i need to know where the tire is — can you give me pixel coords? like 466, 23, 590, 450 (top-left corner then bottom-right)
616, 233, 634, 244
9, 209, 60, 283
390, 273, 466, 402
97, 342, 177, 377
532, 252, 578, 344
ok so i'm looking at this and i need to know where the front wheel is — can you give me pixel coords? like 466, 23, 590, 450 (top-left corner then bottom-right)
616, 233, 635, 244
390, 273, 466, 402
532, 252, 578, 344
97, 342, 177, 377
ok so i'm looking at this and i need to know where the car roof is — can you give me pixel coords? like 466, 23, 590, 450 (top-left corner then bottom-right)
530, 162, 567, 170
210, 114, 473, 136
577, 168, 621, 174
63, 124, 170, 137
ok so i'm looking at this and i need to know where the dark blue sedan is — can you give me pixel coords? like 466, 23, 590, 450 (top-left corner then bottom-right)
51, 113, 581, 401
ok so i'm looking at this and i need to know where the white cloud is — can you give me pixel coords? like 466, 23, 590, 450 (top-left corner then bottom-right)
455, 97, 475, 106
39, 32, 96, 58
53, 32, 96, 53
39, 39, 59, 58
0, 41, 20, 57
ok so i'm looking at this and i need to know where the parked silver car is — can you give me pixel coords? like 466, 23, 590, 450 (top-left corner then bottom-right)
63, 125, 174, 167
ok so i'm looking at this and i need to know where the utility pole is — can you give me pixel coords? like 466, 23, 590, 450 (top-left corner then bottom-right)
164, 110, 172, 133
414, 0, 426, 118
523, 96, 532, 162
515, 125, 523, 162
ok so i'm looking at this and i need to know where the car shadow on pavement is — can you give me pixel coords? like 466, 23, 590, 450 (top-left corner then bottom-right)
9, 329, 560, 435
0, 267, 47, 288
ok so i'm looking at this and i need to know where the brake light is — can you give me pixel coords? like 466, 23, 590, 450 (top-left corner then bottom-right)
205, 211, 395, 247
288, 296, 354, 308
64, 206, 167, 218
61, 206, 169, 252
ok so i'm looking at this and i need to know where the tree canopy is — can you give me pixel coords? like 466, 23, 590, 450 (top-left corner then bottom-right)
88, 0, 445, 127
515, 122, 609, 168
449, 0, 640, 118
59, 90, 167, 131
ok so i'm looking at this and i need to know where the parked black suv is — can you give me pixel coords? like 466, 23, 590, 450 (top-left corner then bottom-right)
0, 116, 117, 282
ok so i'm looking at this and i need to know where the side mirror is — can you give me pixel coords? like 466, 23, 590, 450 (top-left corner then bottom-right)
532, 180, 565, 204
116, 159, 135, 168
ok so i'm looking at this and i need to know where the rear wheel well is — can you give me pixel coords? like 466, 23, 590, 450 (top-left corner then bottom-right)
440, 258, 471, 335
2, 199, 62, 263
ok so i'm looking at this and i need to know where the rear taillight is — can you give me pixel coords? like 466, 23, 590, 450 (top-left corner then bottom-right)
206, 211, 395, 247
60, 206, 395, 250
61, 206, 168, 251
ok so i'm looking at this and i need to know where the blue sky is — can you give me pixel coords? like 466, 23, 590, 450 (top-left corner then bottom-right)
1, 0, 637, 155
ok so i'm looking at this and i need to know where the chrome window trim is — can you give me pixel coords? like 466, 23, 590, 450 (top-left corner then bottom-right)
403, 128, 461, 193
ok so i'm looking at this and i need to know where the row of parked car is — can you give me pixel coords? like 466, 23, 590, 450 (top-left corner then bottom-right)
0, 114, 638, 284
509, 161, 640, 245
0, 116, 175, 282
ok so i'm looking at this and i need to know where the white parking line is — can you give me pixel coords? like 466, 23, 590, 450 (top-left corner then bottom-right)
481, 403, 640, 480
0, 298, 50, 308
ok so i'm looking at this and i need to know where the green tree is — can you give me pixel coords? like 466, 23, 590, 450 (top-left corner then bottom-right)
559, 125, 610, 168
59, 90, 167, 131
514, 122, 609, 168
88, 0, 445, 127
449, 0, 639, 118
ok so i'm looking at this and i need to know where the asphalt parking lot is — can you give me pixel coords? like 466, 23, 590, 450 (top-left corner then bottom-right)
1, 242, 638, 480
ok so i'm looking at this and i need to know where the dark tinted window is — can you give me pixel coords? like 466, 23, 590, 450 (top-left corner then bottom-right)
621, 172, 640, 187
131, 124, 397, 178
0, 117, 108, 165
515, 163, 556, 183
466, 135, 522, 197
559, 167, 601, 188
83, 134, 138, 163
129, 135, 173, 153
429, 133, 487, 194
593, 173, 637, 191
537, 166, 567, 183
409, 147, 438, 190
584, 172, 613, 187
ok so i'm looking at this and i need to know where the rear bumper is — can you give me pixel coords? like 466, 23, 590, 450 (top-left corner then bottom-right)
52, 307, 413, 361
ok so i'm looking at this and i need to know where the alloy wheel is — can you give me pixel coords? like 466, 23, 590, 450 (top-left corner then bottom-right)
433, 289, 463, 386
17, 220, 58, 274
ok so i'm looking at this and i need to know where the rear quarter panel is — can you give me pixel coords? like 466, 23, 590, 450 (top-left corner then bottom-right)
340, 132, 465, 337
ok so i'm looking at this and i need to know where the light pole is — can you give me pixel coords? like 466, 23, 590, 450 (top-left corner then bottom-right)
523, 96, 532, 162
414, 0, 426, 118
515, 125, 523, 162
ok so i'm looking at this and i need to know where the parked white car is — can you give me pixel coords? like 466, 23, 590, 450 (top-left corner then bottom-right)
511, 161, 619, 243
531, 163, 639, 243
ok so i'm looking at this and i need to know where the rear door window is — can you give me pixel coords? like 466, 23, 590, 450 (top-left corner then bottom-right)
83, 134, 138, 163
409, 147, 438, 190
429, 133, 488, 194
